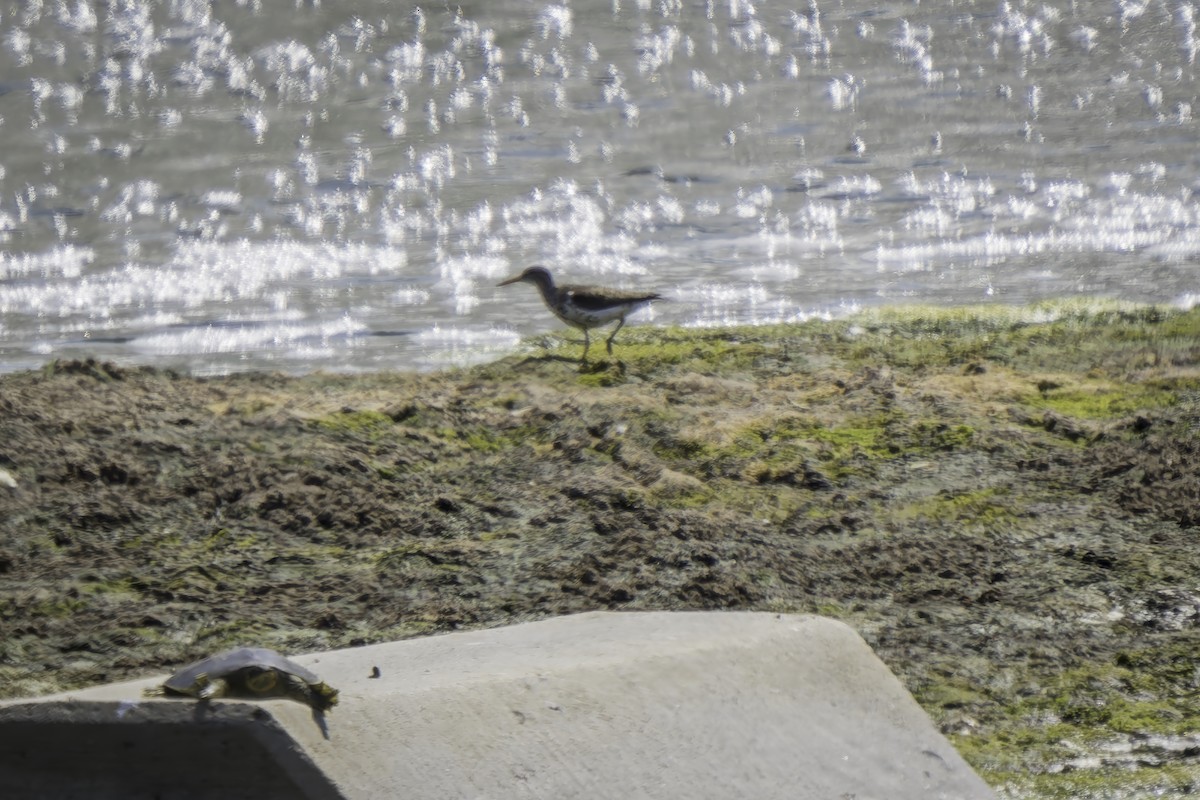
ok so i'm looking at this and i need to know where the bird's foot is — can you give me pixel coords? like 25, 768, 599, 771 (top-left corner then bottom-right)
578, 358, 605, 374
577, 359, 626, 377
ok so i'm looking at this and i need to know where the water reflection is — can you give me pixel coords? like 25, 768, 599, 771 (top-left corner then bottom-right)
0, 0, 1197, 374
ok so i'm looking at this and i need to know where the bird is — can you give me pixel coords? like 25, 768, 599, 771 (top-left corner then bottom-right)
497, 265, 661, 361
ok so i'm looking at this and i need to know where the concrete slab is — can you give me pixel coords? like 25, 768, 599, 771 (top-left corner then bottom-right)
0, 611, 996, 799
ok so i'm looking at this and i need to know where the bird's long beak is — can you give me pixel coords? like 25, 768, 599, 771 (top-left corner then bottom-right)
497, 274, 524, 287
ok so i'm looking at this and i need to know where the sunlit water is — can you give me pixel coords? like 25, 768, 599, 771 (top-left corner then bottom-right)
1, 0, 1199, 375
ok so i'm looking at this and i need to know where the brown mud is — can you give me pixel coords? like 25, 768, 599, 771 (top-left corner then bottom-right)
2, 303, 1200, 798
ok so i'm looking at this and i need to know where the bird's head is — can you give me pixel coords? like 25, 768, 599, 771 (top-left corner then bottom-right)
498, 265, 554, 289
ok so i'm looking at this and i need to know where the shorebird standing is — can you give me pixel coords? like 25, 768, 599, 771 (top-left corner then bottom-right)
497, 265, 661, 361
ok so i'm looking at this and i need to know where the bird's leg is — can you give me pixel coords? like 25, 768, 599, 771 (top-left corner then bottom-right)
605, 318, 626, 354
581, 329, 591, 362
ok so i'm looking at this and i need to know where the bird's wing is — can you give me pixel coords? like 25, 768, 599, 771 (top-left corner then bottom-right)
564, 286, 661, 310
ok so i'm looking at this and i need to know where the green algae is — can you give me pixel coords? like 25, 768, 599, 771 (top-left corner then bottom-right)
76, 577, 140, 599
27, 596, 88, 619
897, 487, 1015, 527
1027, 382, 1180, 419
934, 636, 1200, 798
311, 408, 395, 437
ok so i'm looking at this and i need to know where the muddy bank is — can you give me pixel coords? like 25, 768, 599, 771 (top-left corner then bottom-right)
2, 303, 1199, 798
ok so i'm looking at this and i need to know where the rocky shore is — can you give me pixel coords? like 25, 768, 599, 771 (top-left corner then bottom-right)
2, 301, 1199, 798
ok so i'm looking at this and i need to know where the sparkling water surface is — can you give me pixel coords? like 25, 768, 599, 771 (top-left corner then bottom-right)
1, 0, 1199, 375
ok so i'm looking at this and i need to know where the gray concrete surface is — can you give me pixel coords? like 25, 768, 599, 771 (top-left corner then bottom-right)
0, 611, 996, 799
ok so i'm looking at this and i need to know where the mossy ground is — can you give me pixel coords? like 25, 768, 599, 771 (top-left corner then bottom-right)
2, 301, 1200, 798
